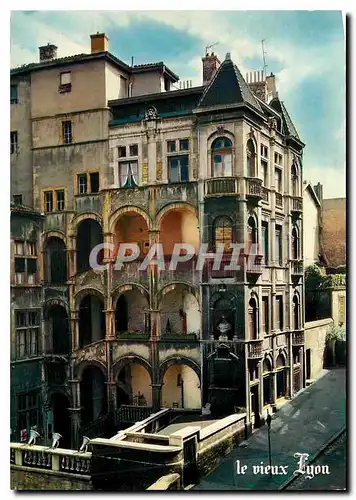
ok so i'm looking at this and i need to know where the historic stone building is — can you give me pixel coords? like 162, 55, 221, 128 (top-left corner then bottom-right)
10, 33, 305, 448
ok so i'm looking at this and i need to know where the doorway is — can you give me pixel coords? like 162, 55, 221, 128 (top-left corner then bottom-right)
250, 385, 260, 428
306, 349, 311, 380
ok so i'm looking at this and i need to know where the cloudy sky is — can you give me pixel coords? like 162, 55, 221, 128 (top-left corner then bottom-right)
10, 10, 345, 198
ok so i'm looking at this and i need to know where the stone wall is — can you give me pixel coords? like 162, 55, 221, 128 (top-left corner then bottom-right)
304, 318, 333, 380
11, 467, 91, 491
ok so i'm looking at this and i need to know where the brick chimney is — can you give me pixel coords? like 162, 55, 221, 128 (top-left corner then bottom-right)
90, 33, 109, 53
246, 71, 267, 102
202, 52, 220, 86
39, 43, 58, 62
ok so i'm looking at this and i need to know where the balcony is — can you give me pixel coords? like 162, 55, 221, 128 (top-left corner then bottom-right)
291, 259, 303, 283
261, 186, 269, 203
205, 177, 239, 197
292, 330, 305, 346
245, 254, 263, 281
112, 260, 150, 290
246, 178, 263, 202
157, 256, 200, 289
291, 196, 303, 216
247, 339, 263, 359
275, 192, 283, 209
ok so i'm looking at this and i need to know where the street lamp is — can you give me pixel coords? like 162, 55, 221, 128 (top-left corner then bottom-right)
266, 412, 272, 477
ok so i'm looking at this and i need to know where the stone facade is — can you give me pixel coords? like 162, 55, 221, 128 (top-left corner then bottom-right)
10, 35, 308, 450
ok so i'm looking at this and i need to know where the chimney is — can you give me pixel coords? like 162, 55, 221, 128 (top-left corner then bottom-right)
247, 70, 267, 102
202, 52, 220, 86
314, 182, 323, 205
90, 32, 109, 53
39, 43, 58, 62
266, 72, 277, 103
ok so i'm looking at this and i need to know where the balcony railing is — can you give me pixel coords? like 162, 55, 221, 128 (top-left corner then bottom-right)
205, 177, 238, 196
115, 405, 153, 425
292, 330, 305, 346
261, 186, 269, 202
247, 178, 263, 199
10, 443, 91, 476
275, 192, 283, 208
245, 254, 263, 276
291, 196, 303, 213
291, 259, 304, 276
247, 339, 263, 359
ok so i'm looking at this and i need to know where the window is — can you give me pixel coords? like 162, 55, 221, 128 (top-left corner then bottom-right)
262, 297, 269, 334
275, 167, 282, 193
129, 144, 138, 157
248, 298, 258, 340
27, 259, 37, 284
118, 146, 126, 158
90, 172, 100, 193
261, 144, 268, 158
62, 121, 72, 144
275, 296, 284, 331
168, 155, 189, 183
179, 139, 189, 151
261, 160, 268, 187
27, 242, 37, 256
211, 137, 232, 177
44, 191, 53, 212
11, 84, 18, 104
13, 194, 22, 205
15, 241, 24, 256
275, 225, 282, 266
293, 295, 300, 330
246, 139, 256, 177
17, 391, 40, 438
56, 190, 65, 211
291, 226, 299, 260
214, 216, 233, 252
11, 131, 18, 154
119, 161, 138, 187
247, 216, 257, 249
167, 140, 176, 153
60, 72, 71, 85
78, 174, 88, 194
15, 310, 40, 359
291, 163, 298, 196
261, 222, 269, 265
274, 152, 283, 166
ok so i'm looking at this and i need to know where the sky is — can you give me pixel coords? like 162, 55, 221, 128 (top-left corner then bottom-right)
10, 10, 346, 198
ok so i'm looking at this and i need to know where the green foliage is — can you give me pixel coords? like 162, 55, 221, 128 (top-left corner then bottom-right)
326, 324, 346, 342
305, 265, 346, 290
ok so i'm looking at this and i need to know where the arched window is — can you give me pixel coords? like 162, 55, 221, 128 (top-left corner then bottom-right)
211, 137, 232, 178
291, 226, 299, 259
246, 139, 256, 177
212, 296, 235, 340
214, 216, 233, 252
247, 216, 258, 259
293, 295, 300, 330
291, 163, 298, 196
248, 297, 258, 340
263, 358, 272, 373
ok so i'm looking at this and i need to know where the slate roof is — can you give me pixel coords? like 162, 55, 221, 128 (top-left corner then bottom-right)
10, 202, 44, 217
196, 55, 263, 113
270, 97, 300, 139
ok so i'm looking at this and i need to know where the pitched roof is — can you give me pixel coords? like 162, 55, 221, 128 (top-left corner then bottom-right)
196, 55, 262, 113
270, 97, 300, 139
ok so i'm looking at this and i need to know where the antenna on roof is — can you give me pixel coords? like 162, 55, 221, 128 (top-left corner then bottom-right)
261, 39, 268, 77
131, 56, 134, 67
205, 42, 219, 56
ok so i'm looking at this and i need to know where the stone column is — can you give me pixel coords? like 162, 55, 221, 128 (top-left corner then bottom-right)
70, 310, 79, 351
68, 407, 82, 450
151, 383, 162, 412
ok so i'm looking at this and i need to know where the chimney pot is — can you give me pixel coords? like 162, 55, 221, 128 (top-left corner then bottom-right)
90, 32, 109, 53
39, 43, 58, 62
202, 52, 220, 86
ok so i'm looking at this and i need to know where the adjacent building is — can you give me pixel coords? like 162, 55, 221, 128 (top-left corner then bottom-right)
10, 33, 306, 448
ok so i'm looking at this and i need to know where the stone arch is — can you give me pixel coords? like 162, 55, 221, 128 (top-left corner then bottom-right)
157, 282, 199, 306
159, 356, 200, 384
112, 283, 150, 309
113, 355, 153, 381
109, 205, 151, 233
262, 355, 273, 372
43, 298, 69, 315
155, 202, 198, 228
75, 287, 105, 310
74, 360, 107, 381
160, 357, 201, 409
207, 129, 235, 149
41, 230, 67, 246
276, 350, 287, 367
71, 211, 102, 230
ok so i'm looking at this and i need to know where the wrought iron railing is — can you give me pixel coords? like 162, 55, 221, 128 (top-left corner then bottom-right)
114, 405, 153, 425
247, 340, 263, 358
261, 186, 269, 202
291, 196, 303, 211
247, 178, 263, 197
291, 259, 303, 275
292, 331, 305, 346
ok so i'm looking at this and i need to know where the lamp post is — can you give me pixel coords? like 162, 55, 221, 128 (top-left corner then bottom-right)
266, 412, 272, 477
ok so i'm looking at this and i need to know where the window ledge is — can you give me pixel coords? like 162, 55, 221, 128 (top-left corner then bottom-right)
58, 83, 72, 93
